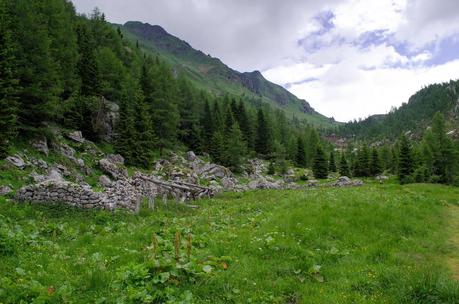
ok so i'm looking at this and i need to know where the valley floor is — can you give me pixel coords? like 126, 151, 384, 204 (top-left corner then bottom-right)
1, 184, 459, 303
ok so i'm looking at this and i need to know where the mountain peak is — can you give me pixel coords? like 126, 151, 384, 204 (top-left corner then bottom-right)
120, 21, 334, 126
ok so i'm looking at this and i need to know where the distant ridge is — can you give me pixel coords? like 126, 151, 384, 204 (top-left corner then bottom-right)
119, 21, 336, 127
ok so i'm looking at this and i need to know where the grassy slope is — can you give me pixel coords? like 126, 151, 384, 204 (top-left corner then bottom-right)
118, 24, 336, 128
1, 183, 459, 303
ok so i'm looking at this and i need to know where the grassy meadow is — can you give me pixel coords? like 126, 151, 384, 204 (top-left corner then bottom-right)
1, 183, 459, 303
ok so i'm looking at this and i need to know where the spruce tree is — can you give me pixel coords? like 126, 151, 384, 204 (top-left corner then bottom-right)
339, 152, 350, 177
430, 112, 457, 184
0, 1, 18, 157
114, 99, 137, 164
398, 134, 414, 183
200, 99, 213, 152
224, 123, 247, 172
76, 23, 99, 97
313, 145, 328, 179
369, 147, 382, 176
210, 131, 225, 165
13, 0, 61, 127
354, 146, 371, 177
295, 136, 306, 167
329, 151, 337, 172
132, 90, 155, 168
255, 108, 271, 156
236, 101, 253, 150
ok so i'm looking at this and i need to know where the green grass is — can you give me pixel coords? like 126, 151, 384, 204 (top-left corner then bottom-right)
1, 184, 459, 303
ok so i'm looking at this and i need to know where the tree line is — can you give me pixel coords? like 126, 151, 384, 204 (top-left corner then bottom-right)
0, 0, 332, 173
328, 113, 458, 185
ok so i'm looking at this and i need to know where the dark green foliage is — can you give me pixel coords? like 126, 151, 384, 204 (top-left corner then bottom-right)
0, 1, 18, 157
339, 153, 351, 177
354, 146, 371, 177
210, 131, 225, 164
223, 123, 247, 173
76, 23, 99, 97
369, 147, 382, 176
114, 99, 137, 164
328, 151, 337, 172
398, 134, 414, 184
295, 136, 306, 168
200, 99, 213, 153
313, 145, 328, 179
12, 0, 61, 127
429, 113, 457, 184
132, 90, 155, 168
255, 109, 271, 157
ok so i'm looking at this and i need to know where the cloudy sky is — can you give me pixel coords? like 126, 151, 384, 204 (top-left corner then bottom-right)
72, 0, 459, 122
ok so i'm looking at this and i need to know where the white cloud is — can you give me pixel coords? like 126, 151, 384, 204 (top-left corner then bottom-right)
284, 59, 459, 121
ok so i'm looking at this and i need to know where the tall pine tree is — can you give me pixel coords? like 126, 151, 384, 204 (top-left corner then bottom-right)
0, 0, 18, 157
398, 134, 414, 183
313, 145, 328, 179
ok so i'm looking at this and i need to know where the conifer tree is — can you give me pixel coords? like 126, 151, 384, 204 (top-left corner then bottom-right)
313, 145, 328, 179
200, 99, 213, 152
339, 152, 351, 177
306, 128, 320, 167
132, 90, 155, 168
329, 151, 337, 172
369, 147, 382, 176
398, 134, 414, 183
210, 131, 225, 164
13, 0, 61, 127
295, 136, 306, 167
114, 99, 137, 164
236, 101, 253, 150
255, 108, 271, 156
354, 146, 371, 177
0, 1, 18, 157
429, 112, 457, 184
224, 123, 247, 172
76, 23, 99, 97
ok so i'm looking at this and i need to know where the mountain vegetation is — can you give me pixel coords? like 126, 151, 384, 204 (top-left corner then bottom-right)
119, 21, 335, 127
0, 0, 332, 175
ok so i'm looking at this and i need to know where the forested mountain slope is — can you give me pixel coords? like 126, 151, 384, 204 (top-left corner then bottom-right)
336, 80, 459, 140
0, 0, 331, 173
119, 21, 335, 127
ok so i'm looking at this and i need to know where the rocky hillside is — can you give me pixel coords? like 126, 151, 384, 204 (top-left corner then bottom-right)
0, 126, 368, 212
119, 21, 334, 127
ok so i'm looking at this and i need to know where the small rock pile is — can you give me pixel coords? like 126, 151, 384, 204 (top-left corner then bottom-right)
330, 176, 364, 187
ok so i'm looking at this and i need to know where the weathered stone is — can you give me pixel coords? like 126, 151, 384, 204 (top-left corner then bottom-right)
30, 137, 49, 156
67, 131, 85, 143
248, 177, 282, 190
0, 186, 12, 195
31, 158, 48, 169
98, 175, 112, 187
221, 177, 236, 190
47, 168, 64, 182
331, 176, 364, 187
106, 154, 124, 165
99, 158, 128, 180
93, 97, 119, 142
308, 179, 319, 187
6, 155, 26, 169
186, 151, 197, 162
57, 143, 76, 158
